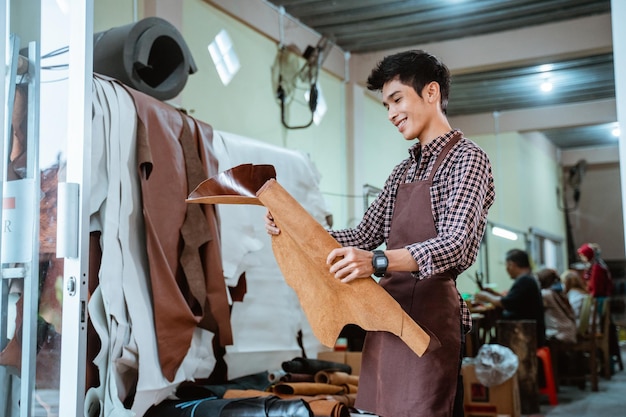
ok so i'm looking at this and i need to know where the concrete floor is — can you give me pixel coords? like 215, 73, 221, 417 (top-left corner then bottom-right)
536, 343, 626, 417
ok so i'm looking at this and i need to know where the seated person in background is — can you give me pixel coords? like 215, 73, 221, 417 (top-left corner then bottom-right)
561, 269, 590, 327
475, 249, 546, 347
537, 268, 577, 344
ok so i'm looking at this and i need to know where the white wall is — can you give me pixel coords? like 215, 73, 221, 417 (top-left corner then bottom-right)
181, 1, 353, 227
569, 162, 624, 259
458, 131, 566, 294
94, 0, 615, 293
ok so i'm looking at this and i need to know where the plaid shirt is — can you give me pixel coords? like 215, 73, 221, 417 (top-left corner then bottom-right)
331, 129, 495, 331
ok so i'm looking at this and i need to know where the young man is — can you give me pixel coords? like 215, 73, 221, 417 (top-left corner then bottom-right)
266, 50, 495, 417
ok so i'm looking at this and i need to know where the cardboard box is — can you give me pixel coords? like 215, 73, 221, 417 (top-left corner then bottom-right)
462, 363, 521, 417
317, 351, 362, 376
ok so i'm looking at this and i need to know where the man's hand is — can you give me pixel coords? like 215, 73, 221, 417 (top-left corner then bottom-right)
474, 290, 503, 308
327, 246, 375, 283
327, 247, 419, 283
264, 210, 280, 235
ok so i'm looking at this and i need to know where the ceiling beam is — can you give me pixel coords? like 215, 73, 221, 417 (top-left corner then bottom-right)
561, 145, 619, 166
448, 98, 617, 136
350, 12, 612, 85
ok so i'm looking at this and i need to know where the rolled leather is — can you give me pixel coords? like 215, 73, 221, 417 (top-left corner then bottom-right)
281, 357, 351, 375
93, 17, 197, 101
281, 373, 316, 383
307, 398, 350, 417
271, 382, 346, 396
268, 369, 316, 383
314, 370, 358, 386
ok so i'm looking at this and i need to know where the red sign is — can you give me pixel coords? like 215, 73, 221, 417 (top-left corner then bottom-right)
3, 197, 15, 209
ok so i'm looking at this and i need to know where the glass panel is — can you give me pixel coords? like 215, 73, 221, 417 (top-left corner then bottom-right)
1, 0, 71, 415
530, 229, 564, 272
484, 223, 529, 292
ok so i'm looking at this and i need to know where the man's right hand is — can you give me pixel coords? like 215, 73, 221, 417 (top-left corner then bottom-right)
264, 210, 280, 235
474, 290, 503, 308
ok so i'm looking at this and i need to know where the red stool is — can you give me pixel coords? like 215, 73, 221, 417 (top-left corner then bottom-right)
537, 346, 558, 405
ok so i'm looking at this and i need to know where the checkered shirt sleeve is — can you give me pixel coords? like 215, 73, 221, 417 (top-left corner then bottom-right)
330, 130, 495, 332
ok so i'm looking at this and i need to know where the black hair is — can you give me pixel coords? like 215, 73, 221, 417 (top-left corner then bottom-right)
537, 268, 560, 289
505, 249, 531, 268
366, 49, 450, 113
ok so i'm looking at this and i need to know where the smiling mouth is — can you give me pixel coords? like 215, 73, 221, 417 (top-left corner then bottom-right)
396, 119, 407, 131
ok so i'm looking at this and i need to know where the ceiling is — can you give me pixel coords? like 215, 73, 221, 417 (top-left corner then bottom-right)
265, 0, 618, 151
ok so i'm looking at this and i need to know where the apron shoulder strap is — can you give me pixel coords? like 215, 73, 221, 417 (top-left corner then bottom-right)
427, 133, 462, 181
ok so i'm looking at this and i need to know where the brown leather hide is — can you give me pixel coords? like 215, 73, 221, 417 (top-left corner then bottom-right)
187, 165, 434, 357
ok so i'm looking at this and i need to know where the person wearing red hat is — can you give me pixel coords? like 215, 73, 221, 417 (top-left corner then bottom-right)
577, 243, 613, 298
576, 244, 624, 375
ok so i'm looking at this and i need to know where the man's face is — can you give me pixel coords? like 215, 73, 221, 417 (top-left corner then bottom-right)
505, 260, 516, 279
381, 78, 433, 140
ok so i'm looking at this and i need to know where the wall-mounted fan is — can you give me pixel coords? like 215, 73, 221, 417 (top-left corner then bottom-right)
568, 158, 587, 204
558, 158, 587, 211
559, 158, 588, 264
271, 36, 331, 129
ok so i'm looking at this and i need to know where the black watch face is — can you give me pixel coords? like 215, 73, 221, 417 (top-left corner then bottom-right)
375, 257, 386, 268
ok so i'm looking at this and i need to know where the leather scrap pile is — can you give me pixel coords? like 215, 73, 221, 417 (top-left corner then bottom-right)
144, 357, 358, 417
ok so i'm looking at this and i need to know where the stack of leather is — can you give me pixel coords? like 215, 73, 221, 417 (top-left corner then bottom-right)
224, 386, 354, 417
235, 357, 359, 417
147, 358, 357, 416
271, 370, 358, 396
145, 395, 313, 417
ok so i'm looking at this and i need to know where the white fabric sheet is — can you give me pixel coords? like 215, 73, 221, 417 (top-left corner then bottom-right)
212, 131, 332, 379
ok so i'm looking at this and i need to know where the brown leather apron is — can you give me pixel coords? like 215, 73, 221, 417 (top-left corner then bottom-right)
355, 135, 462, 417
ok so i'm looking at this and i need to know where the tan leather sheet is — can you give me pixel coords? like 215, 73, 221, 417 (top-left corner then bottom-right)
187, 165, 432, 357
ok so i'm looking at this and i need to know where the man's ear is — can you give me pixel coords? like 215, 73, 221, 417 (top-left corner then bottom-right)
425, 81, 440, 103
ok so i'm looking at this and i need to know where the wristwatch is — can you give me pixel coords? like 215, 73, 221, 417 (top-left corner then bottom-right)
371, 250, 388, 277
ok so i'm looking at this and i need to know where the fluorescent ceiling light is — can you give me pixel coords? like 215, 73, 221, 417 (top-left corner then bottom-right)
540, 80, 553, 92
539, 64, 553, 72
208, 29, 240, 86
612, 127, 621, 137
492, 226, 518, 241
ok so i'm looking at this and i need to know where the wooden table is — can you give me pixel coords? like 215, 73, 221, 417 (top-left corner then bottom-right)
465, 302, 501, 357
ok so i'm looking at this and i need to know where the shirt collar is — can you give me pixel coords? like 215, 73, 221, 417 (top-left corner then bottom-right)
408, 129, 461, 162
